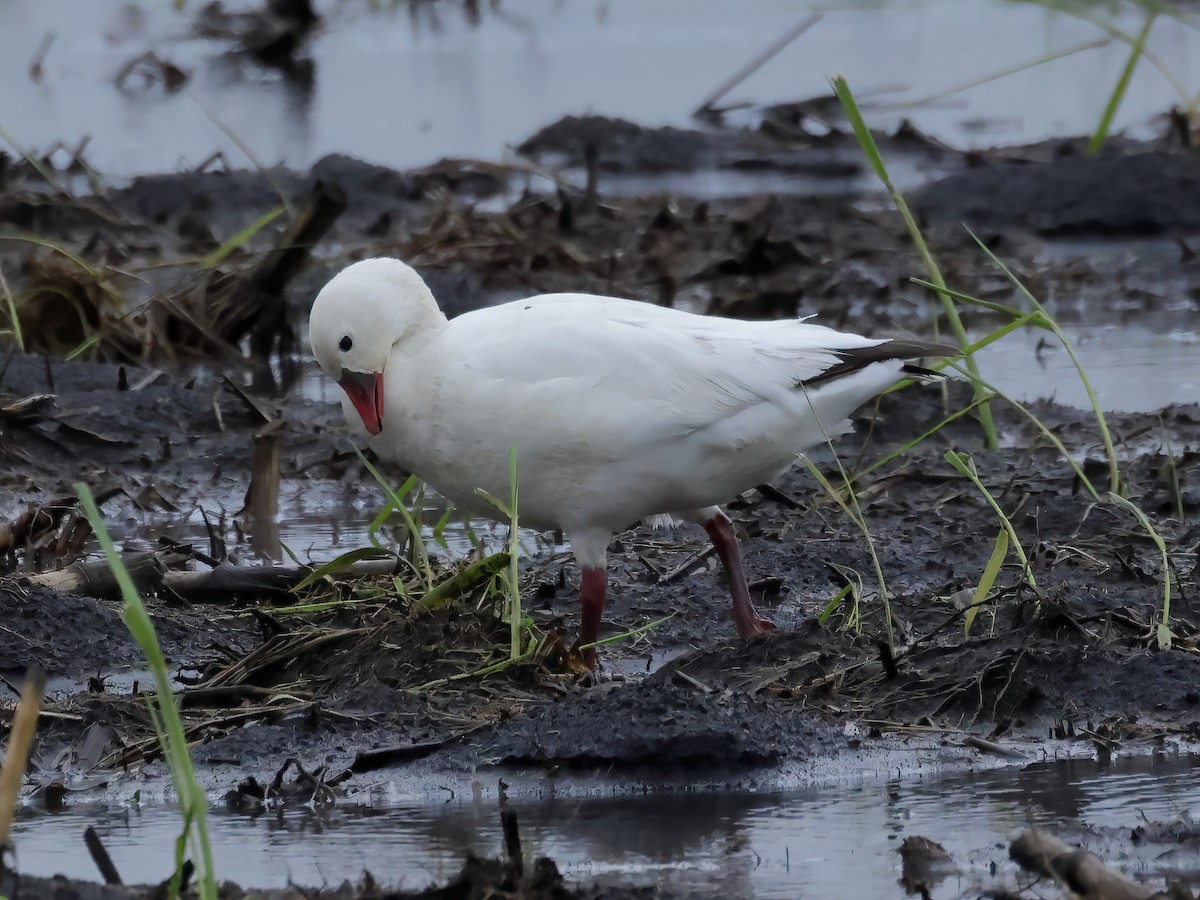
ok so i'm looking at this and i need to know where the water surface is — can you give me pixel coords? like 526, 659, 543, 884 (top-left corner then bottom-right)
0, 0, 1195, 176
13, 753, 1200, 897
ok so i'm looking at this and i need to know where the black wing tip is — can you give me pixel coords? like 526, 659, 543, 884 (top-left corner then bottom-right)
895, 339, 960, 381
881, 339, 961, 360
900, 363, 947, 381
798, 339, 958, 388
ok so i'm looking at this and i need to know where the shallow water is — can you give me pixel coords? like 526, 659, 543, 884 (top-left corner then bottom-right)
99, 470, 567, 570
975, 321, 1200, 414
12, 754, 1200, 897
101, 475, 545, 564
0, 0, 1195, 176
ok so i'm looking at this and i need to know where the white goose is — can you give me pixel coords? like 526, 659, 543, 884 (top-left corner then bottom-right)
310, 258, 951, 667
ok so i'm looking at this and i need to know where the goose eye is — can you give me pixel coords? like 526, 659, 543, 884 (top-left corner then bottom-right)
339, 335, 353, 352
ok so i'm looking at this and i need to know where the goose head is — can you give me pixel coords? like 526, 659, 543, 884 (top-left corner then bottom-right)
309, 257, 445, 435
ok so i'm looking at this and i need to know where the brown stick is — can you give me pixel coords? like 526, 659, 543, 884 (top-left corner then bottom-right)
243, 418, 283, 559
0, 670, 45, 849
248, 179, 348, 363
501, 810, 523, 877
83, 825, 123, 885
252, 179, 347, 297
694, 14, 823, 116
246, 421, 282, 519
215, 179, 348, 363
25, 555, 402, 601
1010, 829, 1152, 900
24, 551, 166, 597
962, 735, 1028, 760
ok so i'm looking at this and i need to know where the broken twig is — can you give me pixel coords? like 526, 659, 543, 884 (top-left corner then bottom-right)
1010, 828, 1151, 900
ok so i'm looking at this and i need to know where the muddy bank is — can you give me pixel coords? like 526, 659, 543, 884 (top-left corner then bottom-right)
4, 364, 1198, 797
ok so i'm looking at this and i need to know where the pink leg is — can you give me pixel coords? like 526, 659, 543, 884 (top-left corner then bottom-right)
579, 567, 607, 669
703, 512, 775, 638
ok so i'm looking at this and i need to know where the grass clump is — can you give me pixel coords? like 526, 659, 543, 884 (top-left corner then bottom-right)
803, 456, 890, 642
355, 449, 436, 589
302, 451, 545, 682
800, 391, 894, 646
912, 260, 1121, 496
964, 229, 1124, 495
0, 264, 22, 352
965, 530, 1009, 635
835, 76, 1125, 497
301, 450, 666, 685
76, 484, 216, 900
1108, 492, 1175, 650
944, 451, 1036, 590
474, 448, 527, 662
0, 671, 44, 876
1089, 9, 1157, 154
832, 75, 997, 450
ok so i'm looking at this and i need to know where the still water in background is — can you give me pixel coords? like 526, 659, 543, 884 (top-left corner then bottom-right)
0, 0, 1195, 176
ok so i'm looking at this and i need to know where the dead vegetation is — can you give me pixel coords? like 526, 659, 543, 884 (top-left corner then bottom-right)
0, 172, 344, 376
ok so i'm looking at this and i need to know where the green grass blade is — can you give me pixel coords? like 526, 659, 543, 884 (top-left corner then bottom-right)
945, 361, 1100, 500
76, 483, 216, 900
468, 451, 524, 660
966, 529, 1008, 635
474, 488, 508, 517
1018, 0, 1190, 106
506, 448, 521, 661
367, 498, 398, 548
881, 313, 1041, 401
354, 450, 434, 586
267, 597, 377, 615
801, 457, 862, 528
0, 235, 103, 278
965, 227, 1122, 495
413, 552, 510, 612
880, 38, 1111, 113
853, 395, 991, 483
818, 583, 855, 626
202, 206, 286, 268
875, 352, 1103, 504
832, 75, 997, 449
190, 96, 294, 217
1161, 419, 1185, 521
1088, 11, 1156, 155
290, 546, 398, 592
578, 614, 673, 652
0, 122, 65, 194
910, 277, 1055, 326
1107, 492, 1173, 649
431, 504, 455, 550
800, 435, 891, 646
944, 451, 1036, 588
0, 263, 22, 352
65, 333, 103, 361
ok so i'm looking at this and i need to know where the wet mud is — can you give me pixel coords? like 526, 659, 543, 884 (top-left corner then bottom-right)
2, 103, 1200, 898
